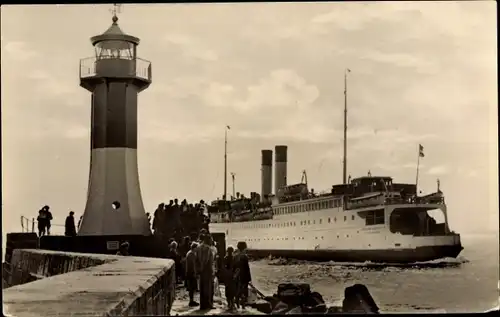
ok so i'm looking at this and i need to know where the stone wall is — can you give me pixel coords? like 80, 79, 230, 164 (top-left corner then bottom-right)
3, 249, 176, 316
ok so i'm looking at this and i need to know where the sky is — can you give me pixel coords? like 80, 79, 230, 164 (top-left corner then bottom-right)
1, 2, 498, 236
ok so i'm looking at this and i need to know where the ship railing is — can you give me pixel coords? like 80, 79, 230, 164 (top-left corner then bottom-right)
384, 196, 445, 205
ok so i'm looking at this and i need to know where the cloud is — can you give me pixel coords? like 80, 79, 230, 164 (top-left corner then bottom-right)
163, 33, 219, 61
426, 165, 451, 176
2, 41, 39, 61
27, 69, 79, 98
232, 69, 320, 112
201, 82, 236, 108
359, 50, 438, 73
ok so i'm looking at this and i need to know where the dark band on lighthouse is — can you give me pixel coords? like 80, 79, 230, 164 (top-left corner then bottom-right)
91, 81, 139, 149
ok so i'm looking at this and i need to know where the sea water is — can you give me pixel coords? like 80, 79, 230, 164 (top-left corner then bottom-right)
249, 233, 499, 313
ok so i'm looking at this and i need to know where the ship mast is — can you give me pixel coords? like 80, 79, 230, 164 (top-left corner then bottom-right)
223, 125, 231, 201
343, 68, 351, 184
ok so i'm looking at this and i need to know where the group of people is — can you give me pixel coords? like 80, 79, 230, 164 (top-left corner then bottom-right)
35, 205, 83, 238
152, 199, 210, 241
163, 228, 252, 311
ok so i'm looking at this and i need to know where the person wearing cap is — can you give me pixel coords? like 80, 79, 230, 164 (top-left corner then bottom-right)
117, 242, 130, 256
64, 211, 77, 237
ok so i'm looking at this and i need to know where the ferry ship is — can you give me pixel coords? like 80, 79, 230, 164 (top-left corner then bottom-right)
209, 165, 463, 263
208, 72, 462, 263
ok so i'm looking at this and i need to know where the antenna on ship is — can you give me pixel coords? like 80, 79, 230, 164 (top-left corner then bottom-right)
343, 68, 351, 184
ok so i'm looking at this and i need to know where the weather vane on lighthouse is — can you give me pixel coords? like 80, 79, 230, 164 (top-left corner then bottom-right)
109, 3, 123, 22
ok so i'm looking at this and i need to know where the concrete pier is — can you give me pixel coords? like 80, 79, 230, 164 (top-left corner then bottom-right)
3, 249, 175, 316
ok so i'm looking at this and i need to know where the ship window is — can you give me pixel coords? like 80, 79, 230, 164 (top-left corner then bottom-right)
366, 209, 385, 226
352, 215, 355, 220
328, 218, 331, 223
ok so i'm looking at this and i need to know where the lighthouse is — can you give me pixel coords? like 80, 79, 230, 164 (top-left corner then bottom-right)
78, 12, 152, 236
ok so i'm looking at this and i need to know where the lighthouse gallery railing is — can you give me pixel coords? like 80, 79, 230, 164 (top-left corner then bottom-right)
79, 56, 152, 82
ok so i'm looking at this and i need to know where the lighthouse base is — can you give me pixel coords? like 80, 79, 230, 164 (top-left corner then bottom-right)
80, 148, 150, 236
39, 234, 170, 258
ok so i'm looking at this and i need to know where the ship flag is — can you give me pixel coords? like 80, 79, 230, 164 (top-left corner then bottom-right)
419, 144, 425, 158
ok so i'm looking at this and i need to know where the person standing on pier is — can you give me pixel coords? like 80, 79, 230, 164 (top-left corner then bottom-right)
153, 203, 164, 236
185, 242, 199, 307
64, 211, 77, 237
44, 206, 53, 235
223, 246, 237, 310
77, 215, 83, 231
37, 208, 47, 237
234, 241, 252, 309
196, 234, 215, 310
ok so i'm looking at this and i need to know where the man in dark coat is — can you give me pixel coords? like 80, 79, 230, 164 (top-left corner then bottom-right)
234, 241, 252, 309
195, 234, 214, 310
185, 242, 199, 307
64, 211, 77, 237
223, 246, 237, 310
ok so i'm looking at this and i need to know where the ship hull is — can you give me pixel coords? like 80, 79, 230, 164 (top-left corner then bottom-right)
246, 243, 463, 263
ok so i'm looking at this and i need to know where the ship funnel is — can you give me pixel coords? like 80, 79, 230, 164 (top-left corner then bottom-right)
261, 150, 273, 201
274, 145, 288, 196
